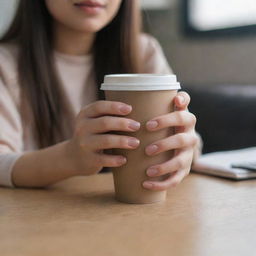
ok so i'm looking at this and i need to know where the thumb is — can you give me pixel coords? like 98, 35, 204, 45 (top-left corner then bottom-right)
174, 91, 191, 111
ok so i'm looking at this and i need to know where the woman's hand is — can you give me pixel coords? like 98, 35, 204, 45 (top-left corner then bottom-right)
143, 91, 200, 191
12, 101, 141, 188
67, 101, 140, 176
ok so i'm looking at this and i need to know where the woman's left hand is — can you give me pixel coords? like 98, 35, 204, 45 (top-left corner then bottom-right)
143, 91, 199, 191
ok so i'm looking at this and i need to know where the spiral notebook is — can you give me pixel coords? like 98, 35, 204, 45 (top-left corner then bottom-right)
192, 147, 256, 180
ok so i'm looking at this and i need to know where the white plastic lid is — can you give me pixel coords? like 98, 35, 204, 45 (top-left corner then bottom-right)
100, 74, 181, 91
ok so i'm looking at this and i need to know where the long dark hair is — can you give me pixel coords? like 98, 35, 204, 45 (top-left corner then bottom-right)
0, 0, 142, 148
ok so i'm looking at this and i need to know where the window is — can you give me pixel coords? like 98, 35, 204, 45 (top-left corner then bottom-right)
183, 0, 256, 36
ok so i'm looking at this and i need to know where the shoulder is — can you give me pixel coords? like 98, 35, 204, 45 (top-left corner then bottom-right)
0, 43, 19, 64
0, 43, 19, 83
139, 33, 162, 54
139, 33, 173, 74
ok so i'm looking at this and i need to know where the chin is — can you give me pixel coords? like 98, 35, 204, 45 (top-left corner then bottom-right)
80, 25, 103, 33
75, 20, 107, 33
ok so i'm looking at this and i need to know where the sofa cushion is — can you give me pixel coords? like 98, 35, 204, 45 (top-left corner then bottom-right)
183, 85, 256, 153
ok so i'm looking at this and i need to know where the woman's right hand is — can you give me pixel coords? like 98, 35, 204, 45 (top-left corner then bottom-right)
67, 101, 141, 176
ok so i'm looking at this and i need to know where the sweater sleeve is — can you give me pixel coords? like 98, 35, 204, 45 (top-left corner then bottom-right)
140, 34, 173, 74
0, 47, 23, 187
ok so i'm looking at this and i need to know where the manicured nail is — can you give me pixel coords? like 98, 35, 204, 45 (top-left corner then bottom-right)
146, 120, 158, 130
119, 105, 132, 114
177, 96, 185, 104
147, 168, 159, 177
128, 121, 141, 131
143, 182, 153, 189
146, 144, 158, 155
117, 157, 127, 165
128, 138, 140, 148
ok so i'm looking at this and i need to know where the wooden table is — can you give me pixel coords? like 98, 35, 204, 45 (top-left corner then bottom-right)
1, 173, 256, 256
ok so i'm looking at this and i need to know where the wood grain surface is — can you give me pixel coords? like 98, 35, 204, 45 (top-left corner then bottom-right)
1, 173, 256, 256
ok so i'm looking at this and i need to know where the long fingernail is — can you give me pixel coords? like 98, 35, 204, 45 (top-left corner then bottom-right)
119, 105, 132, 114
128, 121, 141, 131
117, 157, 127, 165
128, 138, 140, 148
146, 144, 158, 155
146, 120, 158, 130
143, 182, 153, 189
147, 168, 159, 177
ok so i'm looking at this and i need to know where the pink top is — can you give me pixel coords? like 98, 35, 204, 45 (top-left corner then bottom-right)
0, 34, 172, 187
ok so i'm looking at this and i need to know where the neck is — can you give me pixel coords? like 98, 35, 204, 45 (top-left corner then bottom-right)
53, 22, 95, 56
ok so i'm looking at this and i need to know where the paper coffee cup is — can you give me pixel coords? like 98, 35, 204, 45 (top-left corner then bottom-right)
101, 74, 181, 204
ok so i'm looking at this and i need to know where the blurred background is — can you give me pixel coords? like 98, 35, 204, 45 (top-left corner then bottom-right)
1, 0, 256, 153
143, 0, 256, 86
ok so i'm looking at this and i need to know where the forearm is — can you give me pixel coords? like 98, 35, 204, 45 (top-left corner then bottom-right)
12, 141, 77, 188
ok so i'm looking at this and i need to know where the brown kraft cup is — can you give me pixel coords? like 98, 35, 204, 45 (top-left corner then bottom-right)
101, 74, 181, 204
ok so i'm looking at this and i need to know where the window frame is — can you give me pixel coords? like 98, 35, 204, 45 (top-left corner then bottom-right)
182, 0, 256, 37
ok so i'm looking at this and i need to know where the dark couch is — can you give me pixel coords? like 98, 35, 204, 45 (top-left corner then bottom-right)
183, 84, 256, 153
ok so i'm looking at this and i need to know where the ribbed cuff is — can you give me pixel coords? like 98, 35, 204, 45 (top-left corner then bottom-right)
0, 153, 23, 187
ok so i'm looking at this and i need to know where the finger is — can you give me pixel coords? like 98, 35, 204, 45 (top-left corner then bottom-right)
174, 91, 190, 110
145, 132, 197, 156
85, 116, 140, 133
146, 111, 196, 132
143, 169, 188, 191
81, 101, 132, 118
88, 134, 140, 150
146, 148, 193, 177
96, 153, 127, 167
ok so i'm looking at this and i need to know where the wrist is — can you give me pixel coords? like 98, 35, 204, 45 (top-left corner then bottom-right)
61, 140, 82, 176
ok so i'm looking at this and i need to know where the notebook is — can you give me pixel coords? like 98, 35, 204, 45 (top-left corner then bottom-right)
192, 147, 256, 180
